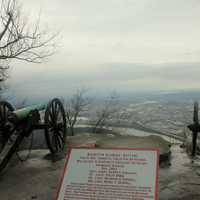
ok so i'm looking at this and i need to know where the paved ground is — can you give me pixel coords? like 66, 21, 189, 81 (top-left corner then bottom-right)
0, 150, 64, 200
159, 145, 200, 200
0, 133, 199, 200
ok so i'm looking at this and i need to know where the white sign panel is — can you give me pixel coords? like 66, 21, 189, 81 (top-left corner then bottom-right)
56, 148, 159, 200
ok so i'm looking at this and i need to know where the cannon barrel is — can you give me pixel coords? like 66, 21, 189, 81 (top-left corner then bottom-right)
8, 103, 46, 123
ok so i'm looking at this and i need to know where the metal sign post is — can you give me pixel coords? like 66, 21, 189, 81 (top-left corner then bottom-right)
188, 101, 200, 157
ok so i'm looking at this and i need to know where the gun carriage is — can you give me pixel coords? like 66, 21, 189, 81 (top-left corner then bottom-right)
188, 101, 200, 157
0, 98, 66, 172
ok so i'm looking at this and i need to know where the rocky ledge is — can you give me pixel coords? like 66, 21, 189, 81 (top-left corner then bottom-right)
67, 132, 171, 163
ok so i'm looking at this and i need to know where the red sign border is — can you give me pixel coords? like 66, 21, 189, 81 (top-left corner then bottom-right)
55, 147, 160, 200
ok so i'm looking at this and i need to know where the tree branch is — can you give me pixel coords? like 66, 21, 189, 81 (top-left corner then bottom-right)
0, 0, 59, 79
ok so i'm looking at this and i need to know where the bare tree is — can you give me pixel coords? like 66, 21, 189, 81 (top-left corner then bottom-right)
0, 0, 58, 81
92, 92, 119, 133
65, 89, 91, 136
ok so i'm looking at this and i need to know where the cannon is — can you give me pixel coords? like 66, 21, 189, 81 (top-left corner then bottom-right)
0, 98, 66, 172
188, 101, 200, 157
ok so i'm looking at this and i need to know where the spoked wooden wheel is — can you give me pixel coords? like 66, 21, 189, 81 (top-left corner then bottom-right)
0, 101, 14, 152
44, 98, 66, 154
193, 101, 199, 125
190, 101, 199, 157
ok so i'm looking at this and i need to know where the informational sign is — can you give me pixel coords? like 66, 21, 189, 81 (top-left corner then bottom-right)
56, 148, 159, 200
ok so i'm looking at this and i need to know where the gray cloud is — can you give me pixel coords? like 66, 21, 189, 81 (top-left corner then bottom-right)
10, 61, 200, 83
96, 62, 200, 82
5, 0, 200, 99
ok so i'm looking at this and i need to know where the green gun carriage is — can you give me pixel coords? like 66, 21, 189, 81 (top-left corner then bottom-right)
0, 98, 67, 172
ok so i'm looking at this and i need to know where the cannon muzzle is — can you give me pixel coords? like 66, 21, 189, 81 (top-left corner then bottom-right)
8, 103, 46, 123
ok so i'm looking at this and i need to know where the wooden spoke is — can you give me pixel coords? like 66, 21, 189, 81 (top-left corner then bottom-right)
193, 101, 199, 124
57, 130, 64, 142
48, 107, 54, 122
55, 133, 62, 149
0, 101, 14, 153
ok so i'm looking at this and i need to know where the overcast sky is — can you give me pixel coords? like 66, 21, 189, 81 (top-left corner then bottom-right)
7, 0, 200, 99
